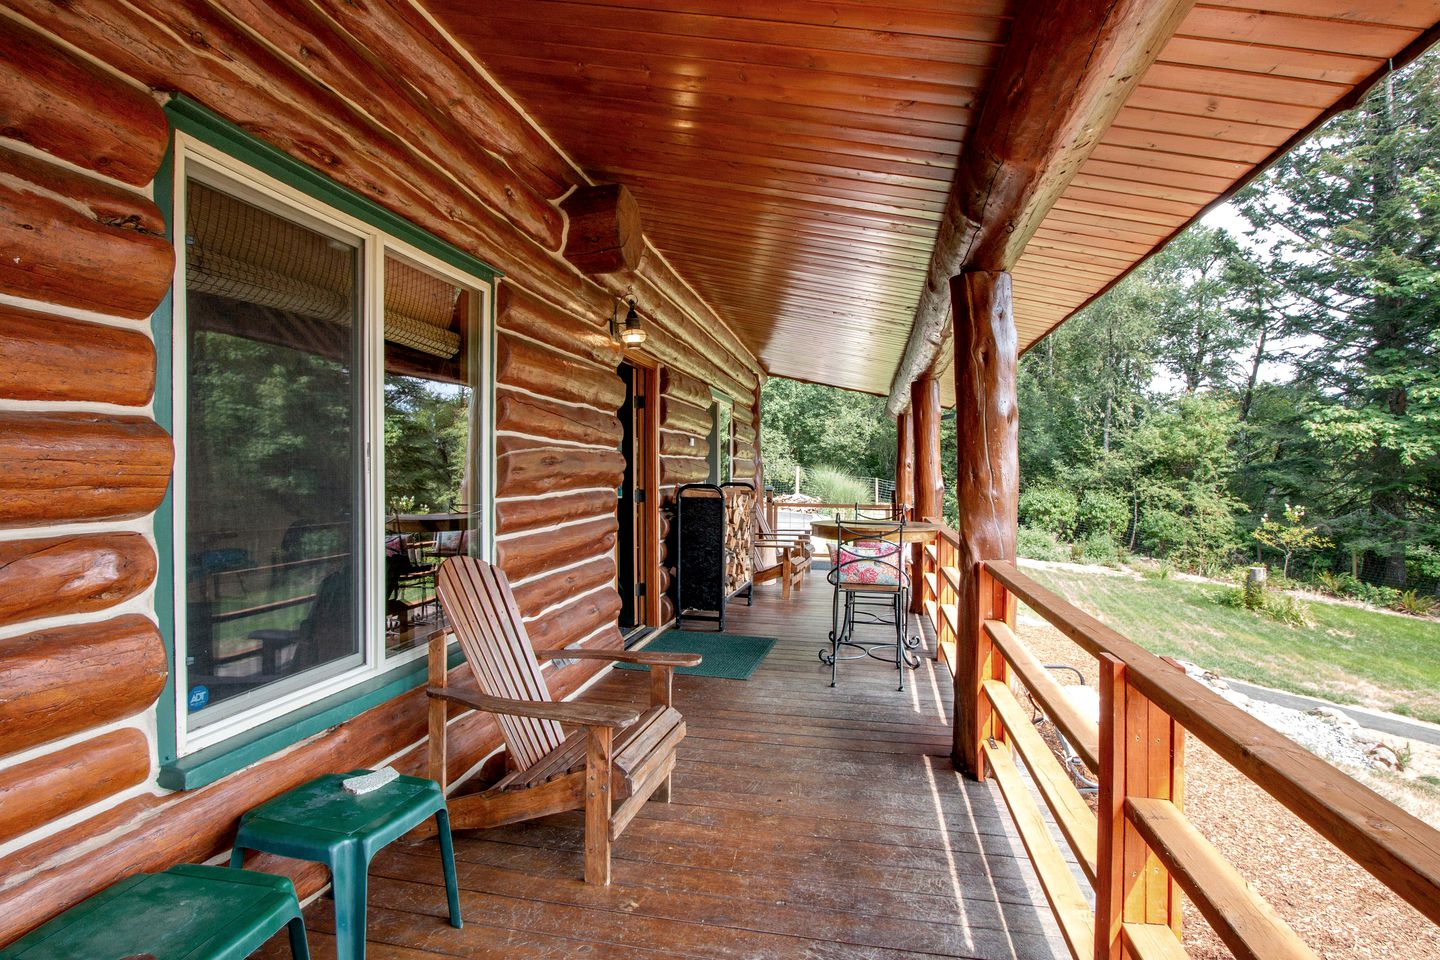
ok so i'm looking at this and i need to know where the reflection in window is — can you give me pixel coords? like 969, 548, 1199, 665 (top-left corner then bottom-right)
183, 178, 362, 728
382, 254, 481, 655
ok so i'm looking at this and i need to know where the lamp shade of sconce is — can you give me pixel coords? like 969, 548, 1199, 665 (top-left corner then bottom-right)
611, 297, 647, 346
620, 300, 647, 345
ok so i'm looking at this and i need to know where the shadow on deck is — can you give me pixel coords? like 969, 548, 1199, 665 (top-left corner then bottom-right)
261, 580, 1067, 960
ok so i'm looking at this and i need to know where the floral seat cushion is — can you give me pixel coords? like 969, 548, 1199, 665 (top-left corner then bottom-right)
835, 539, 908, 587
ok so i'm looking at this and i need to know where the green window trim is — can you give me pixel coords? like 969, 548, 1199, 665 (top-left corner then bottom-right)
153, 96, 498, 790
157, 649, 464, 791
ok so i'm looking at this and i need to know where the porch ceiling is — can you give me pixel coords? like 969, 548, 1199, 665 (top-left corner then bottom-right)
431, 0, 1440, 400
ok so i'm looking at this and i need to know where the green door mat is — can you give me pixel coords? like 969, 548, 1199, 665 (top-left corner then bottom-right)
617, 631, 777, 680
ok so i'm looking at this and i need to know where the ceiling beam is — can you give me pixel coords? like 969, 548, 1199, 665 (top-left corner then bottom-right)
884, 0, 1196, 417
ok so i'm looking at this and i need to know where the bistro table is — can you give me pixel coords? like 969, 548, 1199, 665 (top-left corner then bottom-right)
808, 518, 943, 543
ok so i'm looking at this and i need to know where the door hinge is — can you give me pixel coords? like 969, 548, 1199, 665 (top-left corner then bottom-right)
634, 395, 646, 409
636, 582, 646, 597
636, 489, 646, 503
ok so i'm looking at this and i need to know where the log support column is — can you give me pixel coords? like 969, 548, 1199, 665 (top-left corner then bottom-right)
895, 409, 915, 519
910, 376, 943, 614
951, 270, 1019, 779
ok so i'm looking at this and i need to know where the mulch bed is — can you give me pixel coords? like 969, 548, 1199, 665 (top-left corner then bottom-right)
1015, 616, 1440, 959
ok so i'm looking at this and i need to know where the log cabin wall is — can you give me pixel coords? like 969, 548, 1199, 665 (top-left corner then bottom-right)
0, 0, 762, 943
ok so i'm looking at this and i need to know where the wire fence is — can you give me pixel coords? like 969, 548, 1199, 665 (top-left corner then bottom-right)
766, 465, 895, 506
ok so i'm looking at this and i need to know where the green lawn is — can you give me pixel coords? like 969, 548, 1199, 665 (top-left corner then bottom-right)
1021, 564, 1440, 725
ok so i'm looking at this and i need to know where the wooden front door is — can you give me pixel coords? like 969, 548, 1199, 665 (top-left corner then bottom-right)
616, 359, 657, 633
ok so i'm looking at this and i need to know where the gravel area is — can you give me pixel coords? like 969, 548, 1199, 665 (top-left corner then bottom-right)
1015, 613, 1440, 960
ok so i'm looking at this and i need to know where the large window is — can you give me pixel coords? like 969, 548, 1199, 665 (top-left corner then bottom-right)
173, 136, 491, 755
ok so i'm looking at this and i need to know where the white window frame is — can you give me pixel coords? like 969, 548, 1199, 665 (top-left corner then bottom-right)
170, 133, 494, 757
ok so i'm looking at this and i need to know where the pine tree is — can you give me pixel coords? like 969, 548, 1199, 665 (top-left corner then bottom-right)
1236, 54, 1440, 585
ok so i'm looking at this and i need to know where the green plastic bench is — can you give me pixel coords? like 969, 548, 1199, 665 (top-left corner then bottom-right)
0, 864, 308, 960
230, 770, 460, 960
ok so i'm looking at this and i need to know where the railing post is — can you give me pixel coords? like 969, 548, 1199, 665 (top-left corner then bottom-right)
967, 564, 1013, 779
1097, 653, 1185, 958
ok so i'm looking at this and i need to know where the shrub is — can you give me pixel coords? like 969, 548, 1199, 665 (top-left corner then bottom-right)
1019, 486, 1079, 539
802, 466, 870, 506
1395, 589, 1437, 617
1077, 489, 1130, 544
1348, 580, 1401, 609
1074, 530, 1119, 564
1313, 570, 1348, 596
1217, 574, 1312, 627
1141, 560, 1173, 581
1017, 526, 1067, 562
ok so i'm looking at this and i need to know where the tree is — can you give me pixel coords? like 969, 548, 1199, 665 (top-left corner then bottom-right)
1150, 226, 1249, 394
1236, 54, 1440, 585
760, 378, 895, 484
1253, 503, 1333, 577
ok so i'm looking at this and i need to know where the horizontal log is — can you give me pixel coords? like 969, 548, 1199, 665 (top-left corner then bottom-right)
497, 283, 620, 368
0, 532, 156, 628
659, 366, 713, 409
0, 18, 167, 186
659, 594, 676, 625
661, 455, 711, 487
494, 515, 618, 584
732, 420, 757, 446
0, 614, 166, 758
659, 395, 712, 436
0, 412, 173, 528
0, 662, 560, 942
496, 332, 625, 411
633, 256, 761, 385
526, 587, 622, 654
732, 458, 757, 479
561, 183, 643, 275
512, 555, 617, 620
495, 489, 618, 537
659, 429, 709, 460
495, 389, 621, 449
0, 146, 173, 319
0, 728, 150, 845
495, 445, 625, 499
308, 0, 578, 198
217, 0, 561, 249
9, 0, 547, 297
0, 304, 156, 404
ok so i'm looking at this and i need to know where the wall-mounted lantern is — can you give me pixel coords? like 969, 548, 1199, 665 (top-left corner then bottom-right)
611, 297, 647, 346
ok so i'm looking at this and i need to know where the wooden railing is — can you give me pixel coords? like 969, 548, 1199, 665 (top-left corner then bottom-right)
915, 537, 1440, 959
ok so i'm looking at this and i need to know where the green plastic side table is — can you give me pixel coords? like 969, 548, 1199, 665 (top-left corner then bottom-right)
0, 864, 309, 960
230, 770, 461, 960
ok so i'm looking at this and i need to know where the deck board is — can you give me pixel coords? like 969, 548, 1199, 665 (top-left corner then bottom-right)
259, 581, 1066, 959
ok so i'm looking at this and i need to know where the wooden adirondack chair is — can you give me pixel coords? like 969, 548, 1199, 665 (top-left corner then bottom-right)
424, 556, 700, 884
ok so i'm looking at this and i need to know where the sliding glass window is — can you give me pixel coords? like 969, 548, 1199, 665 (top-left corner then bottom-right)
172, 136, 493, 755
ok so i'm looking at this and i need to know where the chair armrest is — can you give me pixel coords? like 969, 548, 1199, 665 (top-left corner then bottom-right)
535, 648, 703, 668
427, 685, 640, 728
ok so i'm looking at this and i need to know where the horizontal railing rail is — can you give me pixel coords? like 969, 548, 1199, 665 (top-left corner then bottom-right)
913, 530, 1440, 959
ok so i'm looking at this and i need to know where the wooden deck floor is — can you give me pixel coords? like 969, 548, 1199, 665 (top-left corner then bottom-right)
263, 581, 1067, 960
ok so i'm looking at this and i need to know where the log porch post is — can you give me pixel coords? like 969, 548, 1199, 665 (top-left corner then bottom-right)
951, 270, 1019, 779
911, 375, 943, 614
895, 408, 915, 519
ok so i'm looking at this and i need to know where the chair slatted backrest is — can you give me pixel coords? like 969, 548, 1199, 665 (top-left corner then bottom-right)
435, 556, 567, 769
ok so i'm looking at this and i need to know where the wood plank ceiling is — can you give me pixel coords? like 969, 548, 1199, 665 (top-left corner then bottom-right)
429, 0, 1440, 400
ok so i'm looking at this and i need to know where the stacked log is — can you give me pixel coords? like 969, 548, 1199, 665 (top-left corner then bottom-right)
0, 18, 173, 903
493, 284, 625, 648
0, 0, 765, 942
658, 367, 713, 493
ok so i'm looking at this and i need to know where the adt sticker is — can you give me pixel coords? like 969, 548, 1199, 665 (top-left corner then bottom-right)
188, 685, 210, 712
